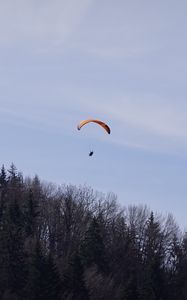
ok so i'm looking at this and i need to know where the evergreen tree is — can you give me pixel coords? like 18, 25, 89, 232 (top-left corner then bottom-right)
0, 197, 26, 299
80, 217, 108, 273
44, 253, 62, 300
24, 188, 39, 237
24, 238, 48, 300
174, 233, 187, 300
62, 252, 88, 300
0, 165, 7, 228
164, 234, 181, 300
140, 212, 165, 300
7, 163, 17, 185
0, 165, 7, 187
121, 227, 140, 300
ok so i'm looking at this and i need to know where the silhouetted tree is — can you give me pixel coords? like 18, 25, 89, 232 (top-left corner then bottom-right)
62, 251, 88, 300
0, 164, 185, 299
0, 195, 26, 299
80, 217, 108, 273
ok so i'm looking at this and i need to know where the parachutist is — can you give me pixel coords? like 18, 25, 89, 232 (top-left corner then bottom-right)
77, 119, 110, 158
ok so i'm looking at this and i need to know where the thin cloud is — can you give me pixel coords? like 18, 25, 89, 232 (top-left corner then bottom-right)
0, 0, 93, 50
63, 86, 187, 141
63, 89, 187, 154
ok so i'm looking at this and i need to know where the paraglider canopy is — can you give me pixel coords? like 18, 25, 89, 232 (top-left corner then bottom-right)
77, 119, 110, 157
77, 119, 111, 134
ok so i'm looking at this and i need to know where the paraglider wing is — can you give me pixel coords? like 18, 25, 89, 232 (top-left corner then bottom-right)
77, 119, 111, 134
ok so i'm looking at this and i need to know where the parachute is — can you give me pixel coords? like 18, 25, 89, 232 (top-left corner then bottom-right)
77, 119, 111, 134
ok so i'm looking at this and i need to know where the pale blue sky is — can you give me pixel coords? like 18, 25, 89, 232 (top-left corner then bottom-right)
1, 0, 187, 227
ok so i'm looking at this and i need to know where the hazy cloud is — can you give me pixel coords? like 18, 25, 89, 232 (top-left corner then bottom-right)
0, 0, 93, 50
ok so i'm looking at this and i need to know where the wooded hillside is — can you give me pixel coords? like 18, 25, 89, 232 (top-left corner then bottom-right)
0, 164, 186, 300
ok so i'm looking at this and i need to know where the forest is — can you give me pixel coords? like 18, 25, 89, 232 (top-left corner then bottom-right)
0, 164, 187, 300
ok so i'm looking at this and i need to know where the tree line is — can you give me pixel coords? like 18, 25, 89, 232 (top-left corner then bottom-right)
0, 164, 187, 299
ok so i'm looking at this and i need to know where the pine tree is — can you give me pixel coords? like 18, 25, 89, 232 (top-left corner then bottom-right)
62, 251, 88, 300
24, 238, 48, 300
43, 253, 62, 300
24, 188, 39, 237
121, 227, 140, 300
0, 165, 7, 187
0, 165, 7, 228
80, 217, 108, 273
0, 197, 26, 298
174, 233, 187, 300
140, 212, 165, 300
7, 163, 17, 185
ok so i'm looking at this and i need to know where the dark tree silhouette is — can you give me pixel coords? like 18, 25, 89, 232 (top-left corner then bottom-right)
0, 164, 185, 300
